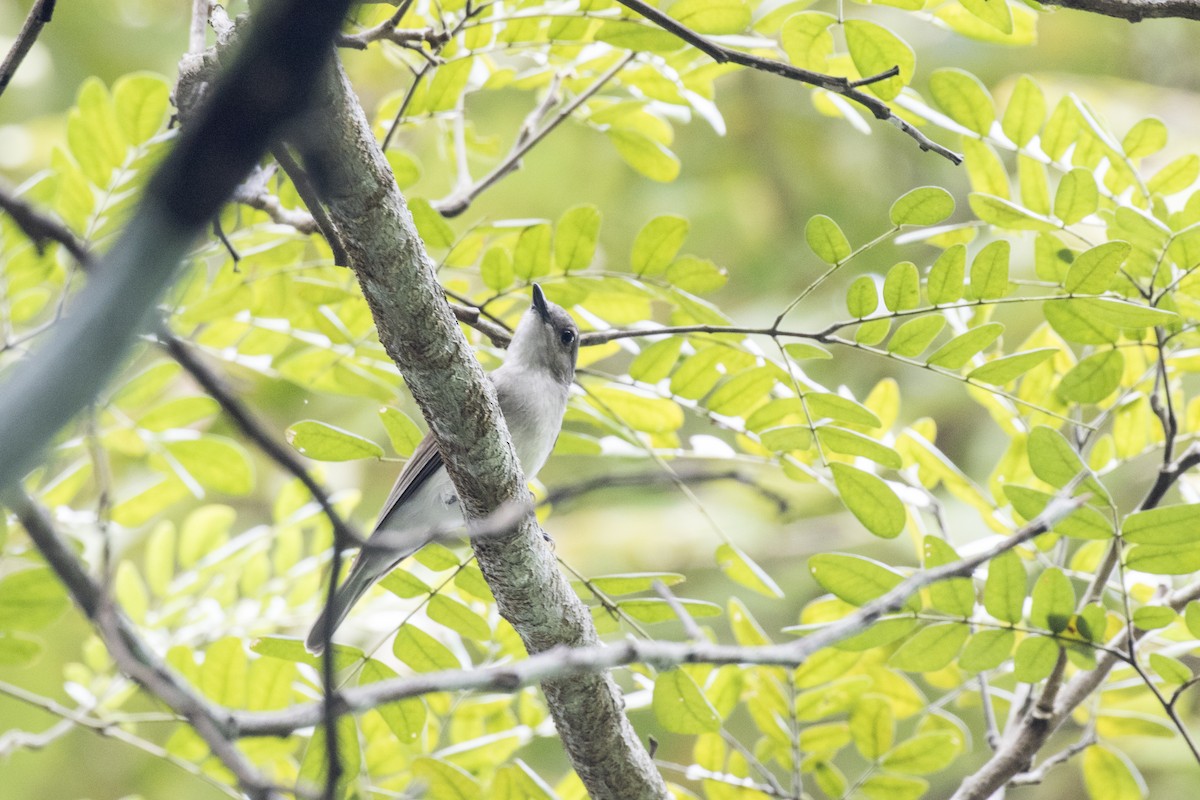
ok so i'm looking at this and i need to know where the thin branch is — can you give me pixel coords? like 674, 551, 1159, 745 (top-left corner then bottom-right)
234, 491, 1085, 737
653, 580, 705, 642
0, 180, 90, 264
156, 329, 364, 549
1040, 0, 1200, 21
0, 0, 55, 98
232, 163, 320, 233
189, 0, 209, 54
543, 467, 791, 515
610, 0, 961, 163
8, 491, 282, 800
270, 145, 350, 266
434, 53, 636, 217
1009, 731, 1096, 786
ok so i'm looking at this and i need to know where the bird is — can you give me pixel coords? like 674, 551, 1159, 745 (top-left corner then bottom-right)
305, 284, 579, 654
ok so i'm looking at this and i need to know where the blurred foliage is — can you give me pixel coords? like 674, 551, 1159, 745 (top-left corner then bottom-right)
4, 0, 1200, 799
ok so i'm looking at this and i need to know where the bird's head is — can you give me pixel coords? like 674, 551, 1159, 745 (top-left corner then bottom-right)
507, 284, 579, 385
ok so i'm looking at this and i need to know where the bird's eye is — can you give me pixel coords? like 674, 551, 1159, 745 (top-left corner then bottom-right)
560, 329, 576, 346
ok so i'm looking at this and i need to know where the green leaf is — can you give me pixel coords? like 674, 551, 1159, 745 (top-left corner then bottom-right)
595, 20, 686, 51
806, 214, 851, 263
0, 569, 68, 630
513, 224, 552, 279
587, 384, 683, 433
1125, 543, 1200, 575
930, 68, 995, 135
425, 59, 471, 112
586, 572, 684, 596
847, 275, 879, 317
880, 731, 959, 775
379, 407, 424, 457
251, 636, 363, 670
1027, 425, 1108, 500
286, 420, 385, 461
926, 323, 1004, 369
394, 625, 462, 672
1002, 75, 1045, 147
298, 716, 360, 800
809, 553, 914, 608
888, 316, 946, 358
1030, 567, 1074, 633
201, 636, 247, 707
632, 215, 689, 276
1043, 299, 1120, 344
707, 366, 777, 417
360, 660, 426, 743
890, 186, 955, 226
630, 337, 684, 383
843, 20, 913, 101
1133, 607, 1176, 631
806, 392, 882, 428
968, 349, 1057, 385
716, 542, 784, 598
889, 623, 969, 671
653, 669, 722, 733
831, 463, 906, 538
883, 261, 921, 311
859, 774, 929, 800
1082, 745, 1143, 800
1054, 168, 1099, 225
481, 246, 514, 292
608, 129, 681, 182
668, 0, 750, 34
1005, 485, 1113, 540
983, 550, 1025, 624
969, 193, 1057, 230
409, 197, 455, 248
1057, 349, 1124, 404
428, 595, 490, 640
924, 536, 975, 616
760, 425, 813, 452
412, 757, 481, 800
1185, 601, 1200, 638
165, 437, 255, 495
1147, 154, 1200, 195
1013, 635, 1059, 682
1149, 652, 1191, 683
781, 12, 836, 71
1076, 297, 1176, 328
969, 240, 1010, 300
379, 569, 432, 599
0, 632, 42, 666
113, 72, 169, 144
958, 0, 1013, 33
959, 629, 1015, 672
617, 598, 721, 623
850, 697, 894, 759
817, 426, 902, 469
784, 342, 833, 361
554, 204, 601, 273
1065, 241, 1130, 294
927, 244, 966, 304
666, 255, 727, 294
1123, 504, 1200, 544
1123, 117, 1167, 160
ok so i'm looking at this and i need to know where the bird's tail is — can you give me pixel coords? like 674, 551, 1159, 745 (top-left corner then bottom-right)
305, 555, 386, 655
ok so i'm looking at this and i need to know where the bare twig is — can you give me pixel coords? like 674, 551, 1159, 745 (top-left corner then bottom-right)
189, 0, 209, 54
0, 0, 55, 98
232, 163, 320, 233
1009, 731, 1096, 786
653, 580, 705, 642
434, 54, 635, 217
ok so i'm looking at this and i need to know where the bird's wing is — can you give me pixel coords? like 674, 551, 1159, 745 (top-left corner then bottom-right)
372, 431, 445, 533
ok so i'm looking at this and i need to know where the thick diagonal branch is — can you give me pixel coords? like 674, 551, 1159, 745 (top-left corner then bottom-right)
277, 51, 668, 800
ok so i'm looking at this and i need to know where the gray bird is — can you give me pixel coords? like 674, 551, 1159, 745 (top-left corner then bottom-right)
305, 284, 579, 654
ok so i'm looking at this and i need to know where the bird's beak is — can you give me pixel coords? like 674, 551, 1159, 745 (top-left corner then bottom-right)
531, 283, 551, 323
